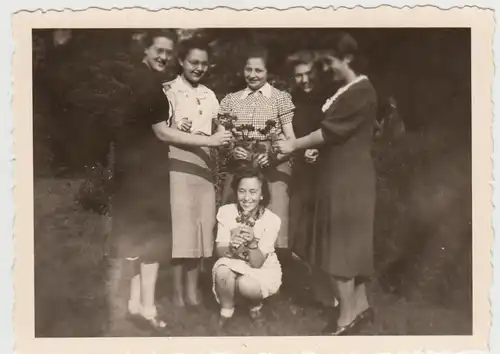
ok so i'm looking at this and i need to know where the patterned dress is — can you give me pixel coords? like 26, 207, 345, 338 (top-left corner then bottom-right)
163, 75, 220, 258
219, 83, 295, 248
212, 204, 282, 301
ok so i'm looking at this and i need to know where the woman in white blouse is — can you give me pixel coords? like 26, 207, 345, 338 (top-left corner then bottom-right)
163, 38, 222, 307
212, 167, 282, 327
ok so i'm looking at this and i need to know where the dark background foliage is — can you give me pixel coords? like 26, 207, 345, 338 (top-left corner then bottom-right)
33, 28, 472, 336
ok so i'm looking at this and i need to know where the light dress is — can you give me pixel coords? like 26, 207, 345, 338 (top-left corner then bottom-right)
163, 75, 220, 258
212, 204, 283, 302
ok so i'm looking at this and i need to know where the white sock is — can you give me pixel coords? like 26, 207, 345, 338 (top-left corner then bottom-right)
128, 274, 141, 314
128, 300, 142, 315
220, 308, 235, 318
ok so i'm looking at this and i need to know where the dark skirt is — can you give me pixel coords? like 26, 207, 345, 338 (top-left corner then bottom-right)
107, 140, 172, 264
309, 156, 376, 279
288, 158, 317, 260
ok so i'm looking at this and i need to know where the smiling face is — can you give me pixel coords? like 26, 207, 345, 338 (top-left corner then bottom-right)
143, 36, 175, 73
179, 48, 209, 85
321, 53, 352, 82
244, 57, 268, 91
236, 177, 263, 214
293, 62, 315, 93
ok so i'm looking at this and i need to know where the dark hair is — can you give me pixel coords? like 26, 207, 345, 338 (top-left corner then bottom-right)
243, 45, 270, 70
318, 31, 367, 74
142, 29, 178, 48
231, 165, 271, 207
178, 37, 212, 61
286, 50, 316, 71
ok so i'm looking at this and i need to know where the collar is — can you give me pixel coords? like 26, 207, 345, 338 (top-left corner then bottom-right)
240, 82, 273, 99
321, 75, 368, 112
166, 75, 210, 96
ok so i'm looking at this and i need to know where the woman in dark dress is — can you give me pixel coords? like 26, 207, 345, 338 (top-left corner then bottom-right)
107, 30, 232, 332
275, 32, 377, 335
287, 51, 330, 261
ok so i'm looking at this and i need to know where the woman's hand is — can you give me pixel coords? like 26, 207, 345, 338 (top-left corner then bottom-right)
179, 118, 193, 132
239, 225, 255, 243
230, 234, 246, 249
233, 146, 250, 160
304, 149, 319, 164
256, 153, 270, 168
273, 139, 297, 155
208, 131, 233, 147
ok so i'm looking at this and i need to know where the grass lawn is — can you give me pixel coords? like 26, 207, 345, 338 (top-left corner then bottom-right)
34, 130, 472, 337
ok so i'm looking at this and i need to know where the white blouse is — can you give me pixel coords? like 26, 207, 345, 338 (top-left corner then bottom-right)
163, 75, 220, 136
215, 204, 281, 255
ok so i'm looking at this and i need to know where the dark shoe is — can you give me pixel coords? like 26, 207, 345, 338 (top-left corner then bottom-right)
218, 315, 232, 328
321, 314, 363, 336
358, 307, 375, 324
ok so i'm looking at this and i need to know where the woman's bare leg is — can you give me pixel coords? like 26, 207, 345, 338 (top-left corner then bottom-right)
128, 274, 141, 314
172, 259, 185, 307
354, 282, 370, 314
185, 258, 201, 305
237, 275, 265, 321
214, 265, 237, 317
332, 276, 357, 327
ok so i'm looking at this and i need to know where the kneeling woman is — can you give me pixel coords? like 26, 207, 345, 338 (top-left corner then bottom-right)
212, 167, 282, 326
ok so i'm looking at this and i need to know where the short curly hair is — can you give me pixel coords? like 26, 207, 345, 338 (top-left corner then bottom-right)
230, 164, 271, 207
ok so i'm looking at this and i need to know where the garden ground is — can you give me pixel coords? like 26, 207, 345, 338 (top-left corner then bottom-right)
34, 158, 472, 337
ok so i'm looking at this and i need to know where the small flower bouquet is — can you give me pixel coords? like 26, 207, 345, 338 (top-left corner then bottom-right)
225, 208, 263, 261
217, 113, 280, 169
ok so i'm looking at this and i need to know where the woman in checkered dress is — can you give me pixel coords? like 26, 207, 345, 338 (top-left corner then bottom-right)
218, 46, 296, 251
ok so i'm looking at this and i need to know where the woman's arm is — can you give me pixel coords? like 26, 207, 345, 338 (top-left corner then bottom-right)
152, 121, 231, 147
293, 128, 326, 150
281, 121, 296, 140
246, 243, 266, 268
272, 128, 325, 156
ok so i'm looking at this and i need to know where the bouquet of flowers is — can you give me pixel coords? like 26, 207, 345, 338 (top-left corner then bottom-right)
225, 206, 264, 261
217, 113, 280, 169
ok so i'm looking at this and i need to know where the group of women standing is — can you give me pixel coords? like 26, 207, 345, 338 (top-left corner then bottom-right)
107, 28, 377, 336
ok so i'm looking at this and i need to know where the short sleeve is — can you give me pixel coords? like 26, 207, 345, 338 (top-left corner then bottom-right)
276, 91, 295, 126
218, 93, 234, 115
215, 205, 234, 245
210, 91, 220, 120
132, 76, 171, 126
257, 211, 281, 254
320, 86, 376, 144
146, 85, 171, 126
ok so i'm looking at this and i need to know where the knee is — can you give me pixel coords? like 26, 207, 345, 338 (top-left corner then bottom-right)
215, 265, 235, 286
237, 276, 262, 300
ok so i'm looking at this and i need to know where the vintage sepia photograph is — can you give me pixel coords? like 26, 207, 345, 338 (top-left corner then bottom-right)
12, 6, 493, 354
